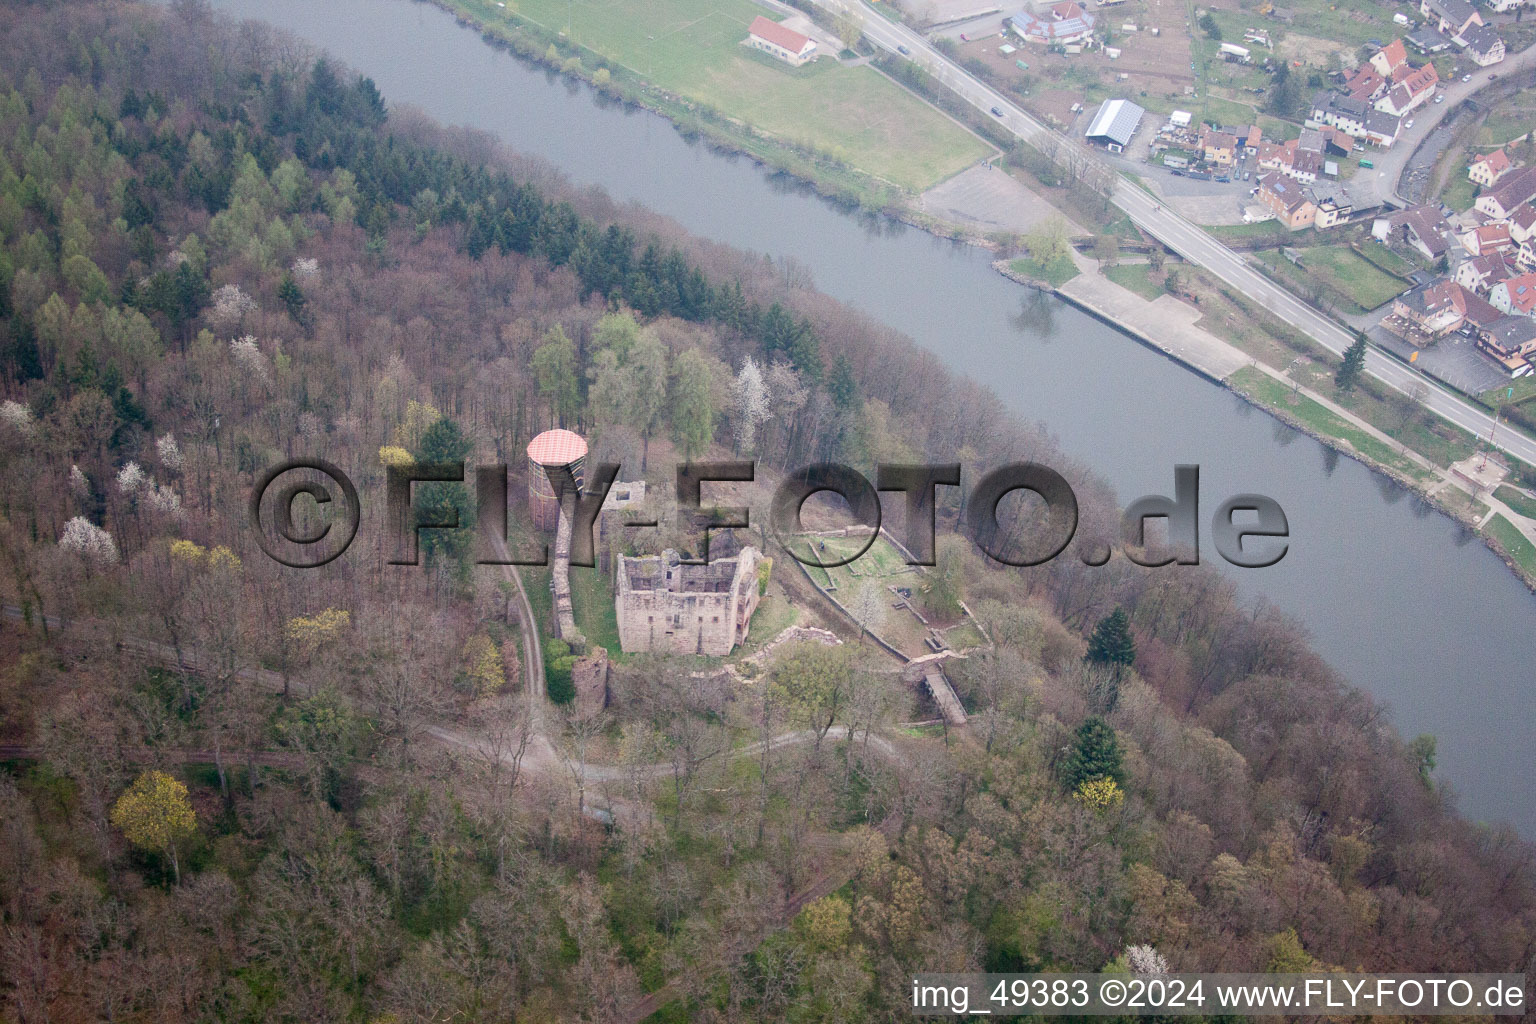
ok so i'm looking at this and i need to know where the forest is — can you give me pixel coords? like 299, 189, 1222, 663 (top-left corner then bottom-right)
0, 2, 1532, 1023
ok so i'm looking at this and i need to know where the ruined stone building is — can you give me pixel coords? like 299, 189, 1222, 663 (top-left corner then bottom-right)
615, 547, 763, 656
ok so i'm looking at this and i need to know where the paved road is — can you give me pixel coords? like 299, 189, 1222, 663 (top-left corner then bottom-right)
1370, 45, 1536, 205
829, 0, 1536, 465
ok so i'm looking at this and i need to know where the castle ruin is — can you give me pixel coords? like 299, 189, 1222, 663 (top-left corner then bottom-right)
615, 547, 763, 656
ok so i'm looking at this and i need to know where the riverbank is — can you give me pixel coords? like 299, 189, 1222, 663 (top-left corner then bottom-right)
998, 254, 1536, 589
425, 0, 1005, 216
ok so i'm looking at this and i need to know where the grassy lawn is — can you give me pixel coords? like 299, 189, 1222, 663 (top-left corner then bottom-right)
1354, 241, 1418, 278
789, 533, 937, 656
1479, 377, 1536, 408
1294, 244, 1406, 312
458, 0, 990, 192
1476, 89, 1536, 148
1009, 254, 1080, 287
1494, 484, 1536, 521
569, 563, 623, 657
735, 590, 798, 653
1229, 366, 1432, 481
1205, 220, 1291, 245
1438, 173, 1479, 215
1484, 514, 1536, 578
1255, 244, 1402, 315
1105, 262, 1165, 301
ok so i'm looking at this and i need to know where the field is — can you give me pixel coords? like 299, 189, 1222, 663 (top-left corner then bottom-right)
459, 0, 990, 191
1256, 243, 1405, 314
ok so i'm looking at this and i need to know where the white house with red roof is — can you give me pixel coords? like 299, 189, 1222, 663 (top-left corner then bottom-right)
1456, 252, 1520, 294
1470, 149, 1513, 187
1369, 39, 1409, 77
746, 16, 817, 66
1508, 204, 1536, 244
1460, 222, 1514, 257
1490, 272, 1536, 315
1374, 63, 1438, 116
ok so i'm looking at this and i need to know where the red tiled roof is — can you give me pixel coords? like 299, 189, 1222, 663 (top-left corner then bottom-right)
1472, 149, 1512, 176
748, 16, 813, 55
1500, 272, 1536, 312
526, 428, 589, 466
1379, 38, 1408, 71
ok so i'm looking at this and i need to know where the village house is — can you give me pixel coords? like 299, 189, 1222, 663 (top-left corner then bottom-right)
1407, 25, 1455, 53
1011, 2, 1098, 46
1325, 128, 1355, 156
1478, 315, 1536, 375
746, 16, 817, 65
1485, 0, 1526, 13
1373, 204, 1452, 260
1311, 91, 1370, 136
1199, 127, 1237, 166
1509, 205, 1536, 244
614, 547, 764, 656
1365, 110, 1404, 147
1375, 63, 1439, 117
1420, 0, 1484, 42
1344, 65, 1386, 102
1470, 149, 1514, 187
1257, 171, 1316, 229
1308, 184, 1379, 229
1370, 38, 1410, 77
1393, 280, 1488, 337
1476, 167, 1536, 220
1457, 252, 1520, 293
1463, 23, 1506, 66
1460, 222, 1515, 257
1490, 271, 1536, 314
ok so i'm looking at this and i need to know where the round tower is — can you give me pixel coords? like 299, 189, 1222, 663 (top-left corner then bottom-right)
526, 428, 587, 532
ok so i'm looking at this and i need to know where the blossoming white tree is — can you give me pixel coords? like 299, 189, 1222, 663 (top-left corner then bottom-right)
117, 461, 147, 496
156, 433, 184, 473
208, 283, 257, 331
60, 516, 119, 565
730, 357, 771, 454
229, 336, 271, 385
1124, 944, 1169, 976
0, 399, 34, 436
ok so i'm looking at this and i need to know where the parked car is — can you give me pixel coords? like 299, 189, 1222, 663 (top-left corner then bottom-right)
1463, 74, 1472, 82
1243, 170, 1251, 180
1405, 119, 1414, 128
898, 44, 911, 55
1435, 93, 1445, 103
990, 106, 1003, 116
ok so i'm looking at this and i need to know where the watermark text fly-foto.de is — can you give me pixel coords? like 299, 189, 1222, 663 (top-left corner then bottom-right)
248, 459, 1289, 571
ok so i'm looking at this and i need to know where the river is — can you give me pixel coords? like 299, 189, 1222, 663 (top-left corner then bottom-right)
205, 0, 1534, 830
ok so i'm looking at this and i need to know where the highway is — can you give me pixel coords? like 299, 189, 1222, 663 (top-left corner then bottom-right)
817, 0, 1536, 466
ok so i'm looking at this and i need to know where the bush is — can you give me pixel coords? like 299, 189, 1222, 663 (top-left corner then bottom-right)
547, 653, 577, 704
